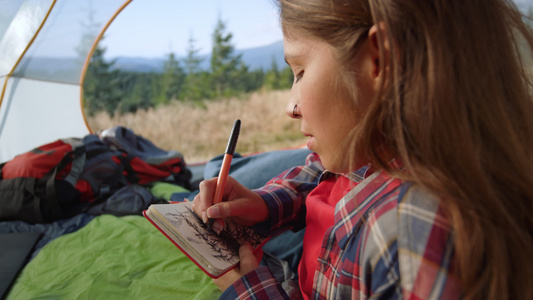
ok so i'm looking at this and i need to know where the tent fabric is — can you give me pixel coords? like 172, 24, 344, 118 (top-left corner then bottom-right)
0, 0, 53, 76
6, 214, 221, 300
0, 79, 88, 162
0, 0, 131, 163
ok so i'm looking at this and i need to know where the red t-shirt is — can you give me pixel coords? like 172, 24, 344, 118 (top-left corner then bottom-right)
298, 175, 355, 299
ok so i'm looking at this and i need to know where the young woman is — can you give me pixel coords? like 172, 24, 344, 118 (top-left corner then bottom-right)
193, 0, 533, 299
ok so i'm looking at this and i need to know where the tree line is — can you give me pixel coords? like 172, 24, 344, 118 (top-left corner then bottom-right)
83, 18, 294, 116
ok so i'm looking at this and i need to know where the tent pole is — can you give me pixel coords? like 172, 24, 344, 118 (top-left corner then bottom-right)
0, 0, 57, 109
79, 0, 133, 134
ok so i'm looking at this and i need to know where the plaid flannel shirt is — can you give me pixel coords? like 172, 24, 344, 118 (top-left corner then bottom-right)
220, 153, 462, 299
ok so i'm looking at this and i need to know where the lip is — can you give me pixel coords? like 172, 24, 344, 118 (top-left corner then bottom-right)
302, 132, 315, 150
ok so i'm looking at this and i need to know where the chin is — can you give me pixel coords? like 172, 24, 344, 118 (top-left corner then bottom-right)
320, 152, 365, 174
320, 157, 350, 173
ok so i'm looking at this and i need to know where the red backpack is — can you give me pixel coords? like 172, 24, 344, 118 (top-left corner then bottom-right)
0, 131, 191, 223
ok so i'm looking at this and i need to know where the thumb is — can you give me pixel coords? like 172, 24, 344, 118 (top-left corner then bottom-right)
206, 200, 238, 219
206, 203, 223, 218
238, 243, 260, 275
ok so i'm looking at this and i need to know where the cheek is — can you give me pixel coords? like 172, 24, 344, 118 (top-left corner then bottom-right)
299, 83, 332, 117
353, 71, 376, 115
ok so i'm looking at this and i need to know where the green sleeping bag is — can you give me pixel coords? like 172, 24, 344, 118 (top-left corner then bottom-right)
7, 215, 221, 299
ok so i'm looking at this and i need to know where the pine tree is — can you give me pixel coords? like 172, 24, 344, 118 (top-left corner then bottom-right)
83, 42, 122, 116
262, 55, 294, 91
264, 56, 281, 90
279, 66, 294, 90
184, 34, 204, 75
209, 17, 244, 99
242, 66, 265, 93
79, 2, 122, 116
159, 52, 185, 104
119, 73, 158, 114
181, 34, 210, 101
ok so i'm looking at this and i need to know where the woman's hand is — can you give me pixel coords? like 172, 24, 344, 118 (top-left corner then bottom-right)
192, 176, 269, 226
213, 243, 262, 291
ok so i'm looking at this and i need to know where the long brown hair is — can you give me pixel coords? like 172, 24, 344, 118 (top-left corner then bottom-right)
277, 0, 533, 299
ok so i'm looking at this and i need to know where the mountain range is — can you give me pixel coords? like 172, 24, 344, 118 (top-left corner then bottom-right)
112, 40, 285, 73
17, 40, 285, 79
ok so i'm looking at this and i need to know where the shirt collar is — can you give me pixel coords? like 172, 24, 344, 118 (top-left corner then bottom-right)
319, 164, 373, 183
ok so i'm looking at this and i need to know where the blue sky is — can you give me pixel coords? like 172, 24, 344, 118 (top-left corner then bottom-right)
102, 0, 282, 58
101, 0, 533, 59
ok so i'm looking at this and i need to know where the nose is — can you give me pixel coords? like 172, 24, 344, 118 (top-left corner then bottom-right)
286, 84, 301, 119
286, 102, 301, 119
286, 102, 296, 118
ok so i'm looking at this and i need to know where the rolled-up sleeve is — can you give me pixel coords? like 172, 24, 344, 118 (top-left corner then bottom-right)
220, 266, 289, 300
253, 152, 323, 233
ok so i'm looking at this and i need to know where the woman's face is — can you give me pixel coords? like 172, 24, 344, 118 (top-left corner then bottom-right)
284, 31, 376, 172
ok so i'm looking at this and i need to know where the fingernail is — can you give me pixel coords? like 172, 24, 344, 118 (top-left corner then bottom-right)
201, 211, 208, 223
207, 206, 220, 218
212, 219, 224, 234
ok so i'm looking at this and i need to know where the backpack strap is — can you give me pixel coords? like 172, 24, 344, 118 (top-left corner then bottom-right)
114, 154, 140, 184
24, 177, 45, 223
59, 138, 86, 187
43, 142, 86, 220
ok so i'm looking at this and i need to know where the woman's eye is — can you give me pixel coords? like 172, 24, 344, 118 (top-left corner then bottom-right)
295, 71, 304, 84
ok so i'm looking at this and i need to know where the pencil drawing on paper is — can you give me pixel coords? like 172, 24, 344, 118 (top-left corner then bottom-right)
163, 204, 249, 262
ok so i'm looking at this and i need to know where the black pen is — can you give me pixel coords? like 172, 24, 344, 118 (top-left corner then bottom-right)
207, 119, 240, 231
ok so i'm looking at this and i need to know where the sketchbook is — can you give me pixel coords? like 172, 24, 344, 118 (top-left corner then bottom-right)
143, 202, 269, 278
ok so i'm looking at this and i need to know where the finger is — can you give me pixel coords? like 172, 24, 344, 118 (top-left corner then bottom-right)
191, 194, 205, 222
191, 194, 202, 217
212, 269, 242, 292
207, 200, 235, 219
254, 248, 264, 263
194, 178, 218, 221
200, 176, 238, 209
207, 198, 255, 221
205, 177, 249, 218
238, 243, 259, 274
191, 193, 207, 223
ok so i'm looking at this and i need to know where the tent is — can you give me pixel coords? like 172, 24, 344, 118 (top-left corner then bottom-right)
0, 0, 132, 163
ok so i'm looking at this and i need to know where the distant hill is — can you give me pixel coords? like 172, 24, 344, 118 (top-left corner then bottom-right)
23, 40, 285, 76
112, 40, 285, 73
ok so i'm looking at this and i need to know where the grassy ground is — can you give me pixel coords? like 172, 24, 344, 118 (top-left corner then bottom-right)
86, 89, 307, 163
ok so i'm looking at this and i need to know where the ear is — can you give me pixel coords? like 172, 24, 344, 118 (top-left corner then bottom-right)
367, 23, 390, 80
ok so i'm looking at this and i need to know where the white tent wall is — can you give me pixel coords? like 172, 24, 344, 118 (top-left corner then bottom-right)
0, 0, 131, 163
0, 78, 87, 161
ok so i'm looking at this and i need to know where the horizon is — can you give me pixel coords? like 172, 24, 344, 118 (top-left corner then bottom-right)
108, 39, 283, 60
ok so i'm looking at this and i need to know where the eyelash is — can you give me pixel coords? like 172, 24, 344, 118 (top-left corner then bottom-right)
295, 71, 304, 84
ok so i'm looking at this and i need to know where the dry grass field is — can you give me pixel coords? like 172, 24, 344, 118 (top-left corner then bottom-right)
87, 90, 307, 163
